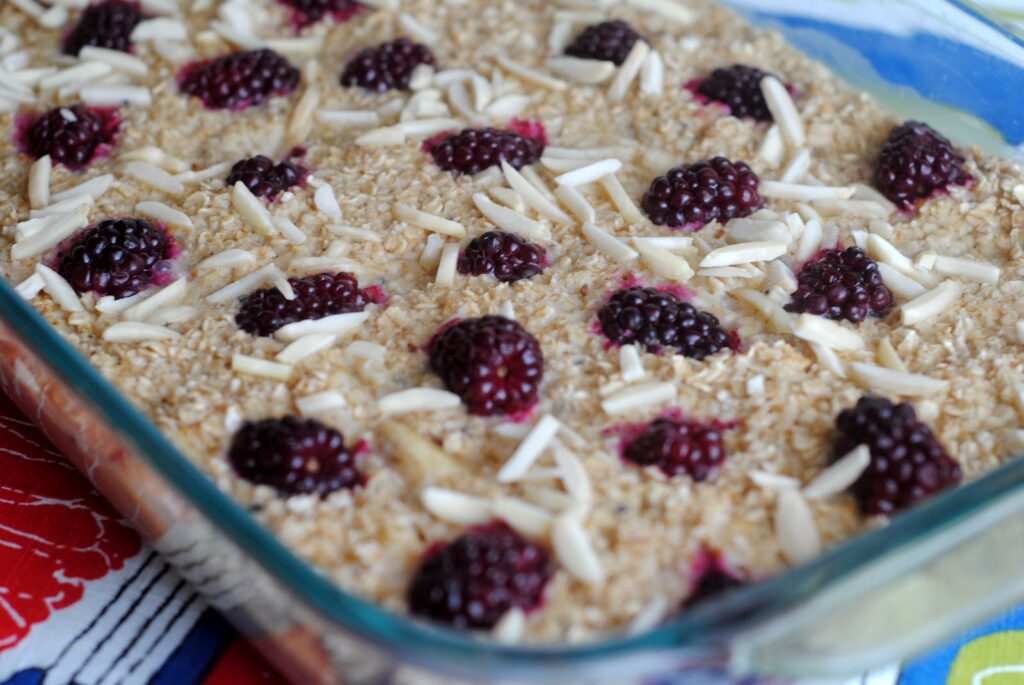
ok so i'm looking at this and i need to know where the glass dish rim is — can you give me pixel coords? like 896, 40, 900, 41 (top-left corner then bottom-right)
1, 0, 1023, 672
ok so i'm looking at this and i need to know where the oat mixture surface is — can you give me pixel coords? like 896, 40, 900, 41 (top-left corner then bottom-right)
1, 0, 1023, 643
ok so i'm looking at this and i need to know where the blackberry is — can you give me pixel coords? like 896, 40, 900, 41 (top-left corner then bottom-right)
179, 49, 299, 111
236, 272, 369, 337
340, 38, 435, 92
63, 0, 145, 56
564, 20, 642, 65
428, 127, 544, 175
598, 287, 731, 360
696, 64, 778, 121
457, 231, 546, 283
407, 522, 553, 630
56, 217, 171, 299
681, 567, 744, 611
875, 121, 971, 209
623, 417, 727, 481
228, 416, 364, 497
835, 396, 961, 516
225, 155, 305, 200
641, 157, 762, 229
277, 0, 360, 26
785, 247, 893, 324
428, 316, 543, 416
26, 105, 117, 170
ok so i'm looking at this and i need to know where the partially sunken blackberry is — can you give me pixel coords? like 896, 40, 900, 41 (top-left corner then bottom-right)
457, 231, 546, 283
598, 287, 731, 360
228, 416, 364, 497
564, 20, 642, 65
179, 49, 299, 111
696, 64, 776, 121
340, 38, 435, 92
407, 522, 553, 630
429, 127, 544, 175
429, 316, 543, 416
681, 567, 745, 611
63, 0, 144, 56
835, 396, 961, 516
277, 0, 360, 26
225, 155, 305, 200
786, 247, 893, 324
623, 417, 727, 481
57, 218, 171, 299
27, 105, 117, 170
874, 121, 971, 209
236, 272, 368, 336
642, 157, 762, 229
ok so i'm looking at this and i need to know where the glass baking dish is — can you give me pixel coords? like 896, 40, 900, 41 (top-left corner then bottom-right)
1, 1, 1023, 683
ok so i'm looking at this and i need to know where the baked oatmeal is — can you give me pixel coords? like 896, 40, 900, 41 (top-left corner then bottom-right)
1, 0, 1023, 644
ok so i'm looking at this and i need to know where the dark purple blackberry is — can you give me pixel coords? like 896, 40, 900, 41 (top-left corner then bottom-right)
179, 49, 299, 111
457, 231, 546, 283
340, 38, 435, 92
835, 396, 961, 516
874, 121, 971, 209
228, 416, 364, 497
407, 522, 553, 630
564, 20, 643, 65
428, 128, 544, 175
236, 272, 369, 337
785, 247, 893, 324
598, 287, 731, 360
641, 157, 762, 229
623, 417, 727, 481
56, 217, 171, 299
681, 567, 745, 610
277, 0, 360, 26
429, 316, 543, 416
63, 0, 145, 56
225, 155, 305, 200
696, 64, 778, 121
26, 105, 118, 170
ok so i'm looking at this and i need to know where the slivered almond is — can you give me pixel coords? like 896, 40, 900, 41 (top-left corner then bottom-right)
766, 259, 797, 292
489, 186, 525, 212
28, 155, 50, 209
581, 222, 637, 263
554, 159, 622, 187
553, 444, 592, 505
759, 125, 784, 166
493, 497, 553, 537
793, 313, 863, 351
316, 109, 380, 127
296, 391, 347, 416
51, 173, 114, 202
878, 263, 927, 299
607, 40, 649, 102
634, 239, 693, 283
121, 161, 184, 195
794, 218, 822, 262
355, 125, 406, 147
131, 17, 188, 41
232, 181, 276, 236
639, 49, 664, 95
15, 273, 44, 300
121, 277, 186, 320
31, 193, 93, 218
601, 381, 675, 415
866, 234, 939, 287
397, 12, 438, 44
780, 148, 812, 184
103, 321, 180, 342
379, 387, 461, 415
196, 248, 256, 271
625, 0, 695, 24
79, 46, 148, 75
501, 161, 571, 223
494, 55, 567, 91
809, 342, 846, 378
848, 362, 948, 397
761, 76, 805, 147
232, 354, 292, 381
395, 204, 466, 238
421, 487, 492, 525
545, 145, 634, 160
492, 608, 525, 644
731, 288, 793, 333
699, 266, 757, 279
472, 193, 550, 241
750, 470, 800, 490
275, 333, 336, 364
36, 264, 82, 312
12, 205, 89, 260
545, 56, 615, 84
775, 489, 821, 565
205, 264, 278, 303
326, 224, 380, 242
484, 94, 531, 118
313, 184, 342, 220
554, 185, 596, 224
700, 241, 787, 268
600, 173, 644, 225
81, 86, 152, 107
932, 255, 1001, 284
553, 514, 605, 583
175, 162, 232, 185
283, 85, 320, 150
636, 236, 693, 252
812, 199, 891, 219
548, 19, 573, 53
146, 305, 196, 325
726, 218, 791, 244
901, 281, 961, 326
136, 200, 192, 228
877, 338, 907, 372
397, 118, 462, 139
409, 63, 434, 90
760, 181, 853, 201
275, 311, 370, 342
627, 597, 669, 636
915, 250, 937, 270
272, 216, 306, 244
434, 242, 459, 286
520, 166, 558, 201
618, 344, 645, 382
803, 445, 870, 500
541, 156, 591, 173
497, 415, 562, 483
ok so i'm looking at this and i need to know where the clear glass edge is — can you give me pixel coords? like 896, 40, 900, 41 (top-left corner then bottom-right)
0, 0, 1021, 674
